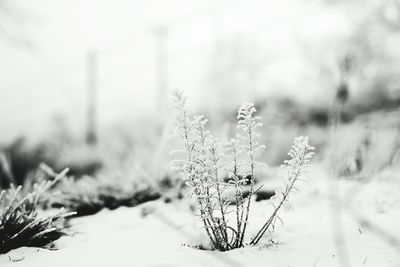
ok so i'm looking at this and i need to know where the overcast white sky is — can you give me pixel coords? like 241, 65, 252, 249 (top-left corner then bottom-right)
0, 0, 352, 142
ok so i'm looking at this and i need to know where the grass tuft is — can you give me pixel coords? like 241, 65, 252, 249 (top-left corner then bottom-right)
0, 168, 75, 254
50, 175, 161, 217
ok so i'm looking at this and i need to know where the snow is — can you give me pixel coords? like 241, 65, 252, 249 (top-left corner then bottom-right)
1, 165, 399, 267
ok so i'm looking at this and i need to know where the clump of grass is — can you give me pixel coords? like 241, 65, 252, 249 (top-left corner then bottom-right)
171, 91, 314, 251
326, 119, 400, 179
50, 175, 161, 217
0, 168, 75, 254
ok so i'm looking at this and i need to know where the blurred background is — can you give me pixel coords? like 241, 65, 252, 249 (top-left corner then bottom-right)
1, 0, 400, 187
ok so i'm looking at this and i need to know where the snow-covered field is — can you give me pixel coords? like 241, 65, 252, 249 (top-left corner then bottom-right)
1, 165, 399, 267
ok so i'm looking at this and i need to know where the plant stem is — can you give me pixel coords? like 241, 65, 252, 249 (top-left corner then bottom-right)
231, 142, 243, 247
239, 130, 255, 246
213, 164, 228, 248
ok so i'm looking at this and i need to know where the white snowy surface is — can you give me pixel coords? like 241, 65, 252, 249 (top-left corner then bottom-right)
1, 165, 400, 267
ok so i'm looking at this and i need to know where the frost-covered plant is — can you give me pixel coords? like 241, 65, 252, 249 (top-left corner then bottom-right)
171, 91, 314, 250
0, 168, 75, 254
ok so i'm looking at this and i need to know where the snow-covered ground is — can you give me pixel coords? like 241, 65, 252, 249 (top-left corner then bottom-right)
1, 165, 399, 267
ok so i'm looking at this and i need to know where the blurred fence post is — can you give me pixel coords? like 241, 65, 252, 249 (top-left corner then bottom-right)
0, 149, 15, 187
330, 55, 352, 130
151, 26, 170, 181
154, 25, 169, 118
86, 50, 98, 145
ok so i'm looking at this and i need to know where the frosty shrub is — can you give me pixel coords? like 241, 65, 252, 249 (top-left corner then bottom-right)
50, 175, 161, 217
171, 91, 315, 251
0, 167, 75, 254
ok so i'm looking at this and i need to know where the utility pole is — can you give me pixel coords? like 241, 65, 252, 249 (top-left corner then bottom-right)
86, 50, 98, 145
154, 25, 169, 116
151, 26, 169, 181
